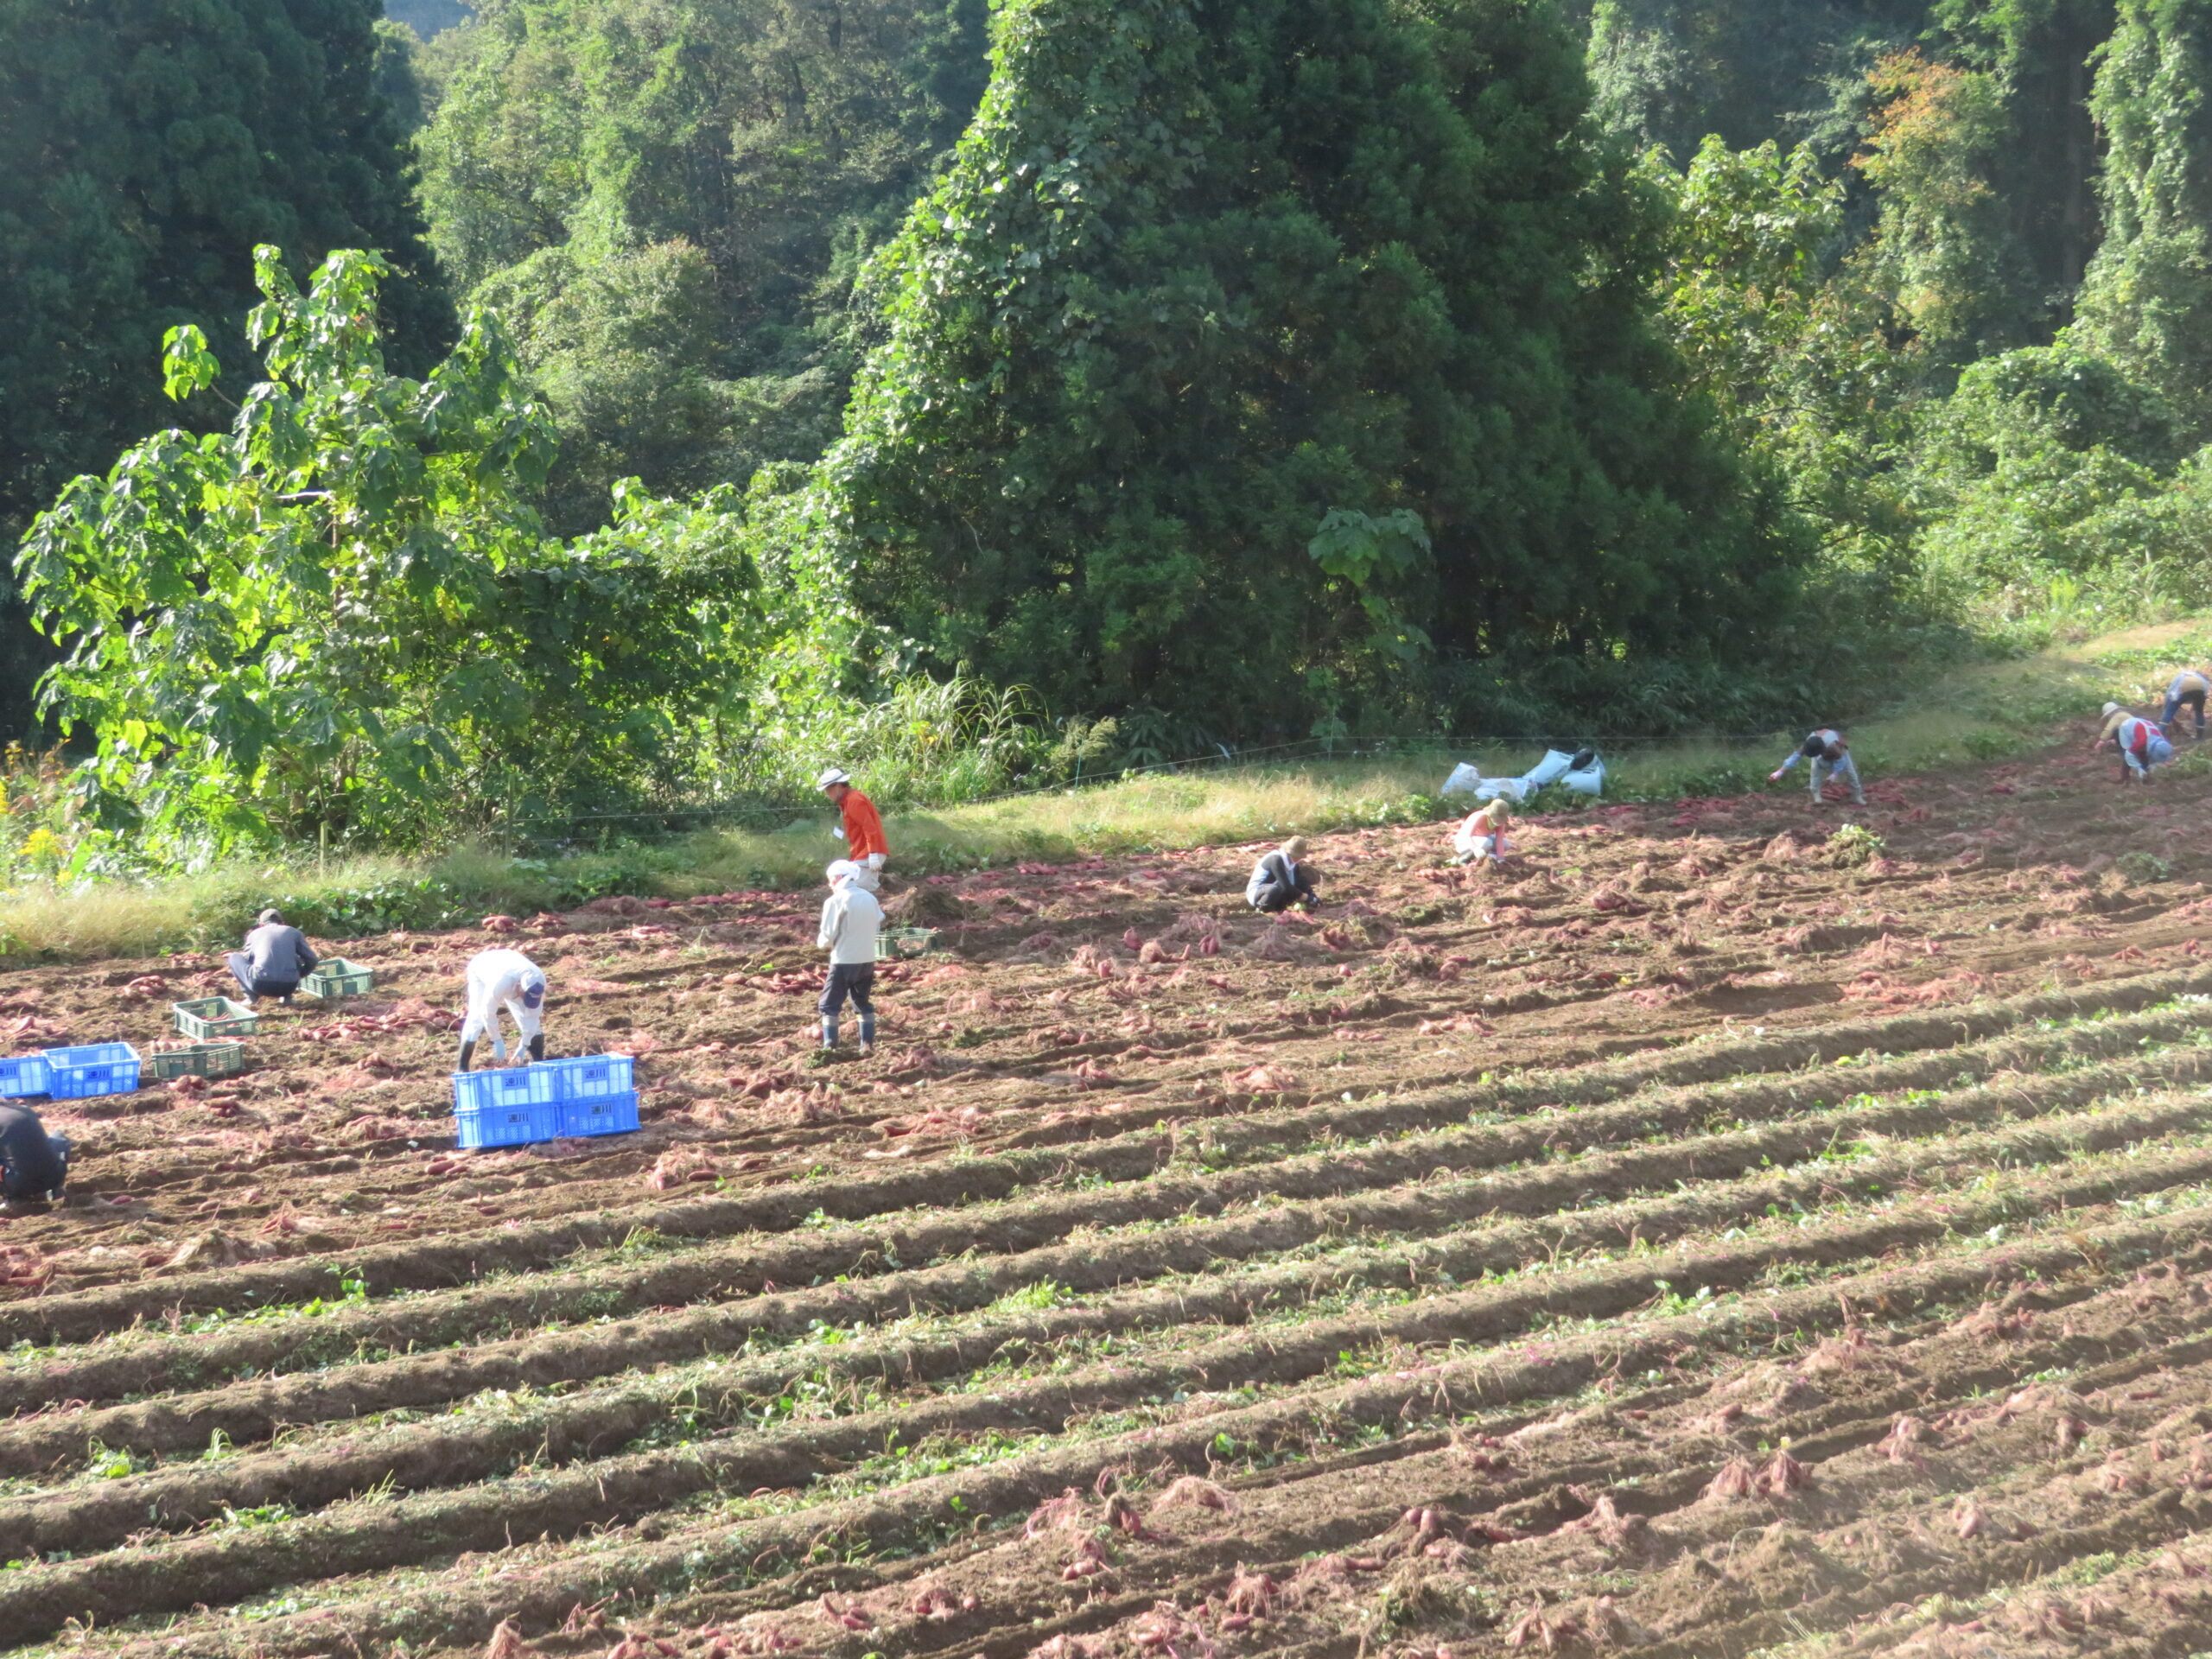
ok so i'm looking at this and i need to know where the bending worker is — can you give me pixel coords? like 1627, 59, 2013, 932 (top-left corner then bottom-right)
1770, 728, 1865, 806
817, 768, 887, 892
1247, 837, 1319, 913
2099, 702, 2175, 785
226, 909, 318, 1005
1452, 800, 1512, 867
0, 1103, 67, 1208
817, 860, 881, 1057
2164, 667, 2211, 740
457, 948, 548, 1071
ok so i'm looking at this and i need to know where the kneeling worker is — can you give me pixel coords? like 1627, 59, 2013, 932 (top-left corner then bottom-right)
1247, 838, 1319, 913
1452, 800, 1512, 867
0, 1103, 68, 1208
817, 768, 888, 892
457, 948, 549, 1071
226, 909, 318, 1005
817, 860, 881, 1056
1770, 728, 1865, 806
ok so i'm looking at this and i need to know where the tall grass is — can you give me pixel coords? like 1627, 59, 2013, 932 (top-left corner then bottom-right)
0, 620, 2202, 967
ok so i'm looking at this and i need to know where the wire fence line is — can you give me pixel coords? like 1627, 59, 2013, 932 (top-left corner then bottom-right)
495, 727, 1800, 844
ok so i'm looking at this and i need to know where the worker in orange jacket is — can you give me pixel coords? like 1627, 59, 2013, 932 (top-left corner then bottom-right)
817, 768, 888, 891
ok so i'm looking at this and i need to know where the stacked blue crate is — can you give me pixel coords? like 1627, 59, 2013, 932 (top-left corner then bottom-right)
451, 1065, 558, 1149
543, 1054, 639, 1137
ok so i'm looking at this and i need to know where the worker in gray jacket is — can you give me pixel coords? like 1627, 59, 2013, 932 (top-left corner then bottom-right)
226, 909, 319, 1005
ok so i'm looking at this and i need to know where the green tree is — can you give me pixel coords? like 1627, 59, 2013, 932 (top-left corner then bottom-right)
792, 0, 1796, 734
1852, 48, 2045, 365
1575, 0, 1930, 162
0, 0, 451, 738
16, 248, 755, 858
414, 0, 989, 528
2073, 0, 2212, 435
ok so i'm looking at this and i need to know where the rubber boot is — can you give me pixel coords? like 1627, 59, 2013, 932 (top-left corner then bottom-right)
456, 1037, 478, 1072
858, 1012, 875, 1056
821, 1016, 838, 1049
528, 1033, 545, 1063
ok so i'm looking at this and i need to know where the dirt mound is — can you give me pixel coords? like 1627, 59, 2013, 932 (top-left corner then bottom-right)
885, 884, 975, 925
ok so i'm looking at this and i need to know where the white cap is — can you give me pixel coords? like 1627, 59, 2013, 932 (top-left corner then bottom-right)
826, 859, 861, 886
2103, 702, 2123, 719
816, 766, 851, 790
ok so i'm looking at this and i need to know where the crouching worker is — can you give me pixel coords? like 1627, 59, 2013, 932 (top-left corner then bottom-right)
457, 949, 548, 1071
2100, 702, 2175, 784
226, 909, 318, 1006
2164, 669, 2211, 740
1770, 728, 1865, 806
817, 860, 881, 1056
0, 1103, 68, 1208
1247, 837, 1319, 913
1452, 800, 1512, 867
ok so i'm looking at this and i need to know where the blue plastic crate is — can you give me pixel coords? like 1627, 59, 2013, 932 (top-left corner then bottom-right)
556, 1090, 639, 1138
455, 1099, 558, 1150
451, 1065, 557, 1114
0, 1055, 49, 1098
41, 1042, 139, 1099
542, 1054, 635, 1101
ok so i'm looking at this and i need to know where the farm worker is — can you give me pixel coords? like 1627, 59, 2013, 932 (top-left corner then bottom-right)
817, 859, 882, 1056
1770, 728, 1864, 806
1246, 837, 1319, 914
1452, 800, 1512, 866
456, 949, 548, 1071
817, 768, 887, 893
226, 909, 319, 1006
0, 1103, 67, 1206
2163, 669, 2212, 739
2099, 702, 2174, 784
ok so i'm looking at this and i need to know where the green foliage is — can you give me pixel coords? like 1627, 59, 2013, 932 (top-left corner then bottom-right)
16, 247, 761, 859
0, 0, 454, 740
2074, 0, 2212, 435
1853, 48, 2045, 365
413, 0, 990, 528
809, 0, 1796, 734
1578, 0, 1929, 161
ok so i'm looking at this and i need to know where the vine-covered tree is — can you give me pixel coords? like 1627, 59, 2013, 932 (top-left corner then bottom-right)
798, 0, 1797, 733
2073, 0, 2212, 435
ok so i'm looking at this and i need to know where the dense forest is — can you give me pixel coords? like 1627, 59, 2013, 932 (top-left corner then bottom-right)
8, 0, 2212, 864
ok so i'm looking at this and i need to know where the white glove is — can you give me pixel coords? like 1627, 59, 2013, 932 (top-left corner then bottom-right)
866, 853, 885, 871
832, 824, 845, 839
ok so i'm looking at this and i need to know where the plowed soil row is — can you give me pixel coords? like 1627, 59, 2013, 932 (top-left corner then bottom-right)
7, 721, 2212, 1656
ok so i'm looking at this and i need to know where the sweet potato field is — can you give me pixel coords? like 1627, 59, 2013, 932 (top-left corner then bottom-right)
6, 733, 2212, 1657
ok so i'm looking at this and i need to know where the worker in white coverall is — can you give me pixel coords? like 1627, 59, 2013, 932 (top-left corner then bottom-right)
456, 948, 549, 1070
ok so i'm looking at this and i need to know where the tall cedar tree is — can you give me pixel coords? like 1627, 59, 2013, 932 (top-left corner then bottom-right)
0, 0, 451, 734
823, 0, 1794, 728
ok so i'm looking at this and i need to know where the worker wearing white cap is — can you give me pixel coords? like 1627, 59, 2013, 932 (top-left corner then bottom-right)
817, 860, 882, 1055
817, 767, 887, 893
457, 948, 550, 1070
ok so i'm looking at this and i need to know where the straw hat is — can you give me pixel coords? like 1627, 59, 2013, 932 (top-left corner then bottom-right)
1281, 837, 1308, 861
